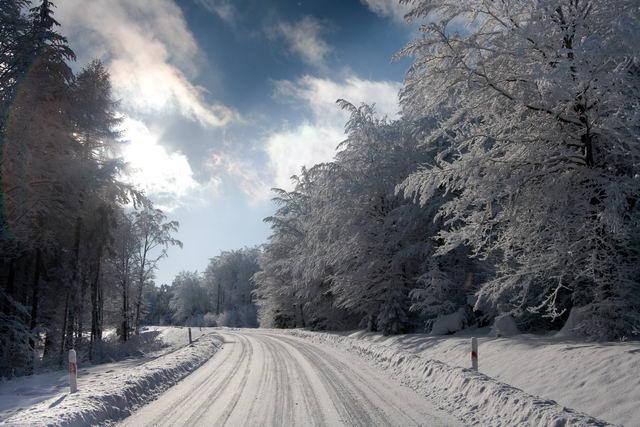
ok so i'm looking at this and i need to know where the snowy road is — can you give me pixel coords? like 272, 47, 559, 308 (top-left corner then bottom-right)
120, 329, 460, 426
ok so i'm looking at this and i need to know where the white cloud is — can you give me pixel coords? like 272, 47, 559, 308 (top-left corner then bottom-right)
275, 74, 402, 122
360, 0, 411, 23
56, 0, 237, 128
120, 118, 220, 211
266, 75, 402, 191
196, 0, 236, 26
272, 17, 331, 67
187, 75, 400, 200
207, 154, 271, 205
266, 123, 343, 190
55, 0, 236, 209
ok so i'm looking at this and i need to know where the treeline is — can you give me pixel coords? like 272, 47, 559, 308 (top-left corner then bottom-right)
0, 1, 180, 377
146, 248, 261, 328
254, 0, 640, 340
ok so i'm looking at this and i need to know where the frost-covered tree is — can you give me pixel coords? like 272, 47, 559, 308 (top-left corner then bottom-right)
0, 0, 79, 372
170, 271, 210, 325
255, 102, 473, 334
315, 102, 475, 334
111, 212, 137, 341
203, 247, 260, 327
0, 0, 31, 116
131, 208, 181, 334
2, 0, 76, 248
253, 185, 313, 328
254, 170, 358, 330
0, 1, 180, 374
142, 284, 173, 326
399, 0, 640, 338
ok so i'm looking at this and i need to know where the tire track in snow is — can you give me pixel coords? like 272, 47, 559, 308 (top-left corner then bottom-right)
185, 333, 253, 425
131, 337, 238, 426
259, 334, 326, 425
207, 333, 256, 426
261, 333, 380, 426
267, 333, 428, 425
120, 333, 249, 426
243, 332, 272, 423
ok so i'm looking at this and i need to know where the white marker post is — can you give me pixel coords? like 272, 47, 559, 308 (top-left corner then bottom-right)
471, 337, 478, 371
188, 327, 192, 344
68, 349, 78, 393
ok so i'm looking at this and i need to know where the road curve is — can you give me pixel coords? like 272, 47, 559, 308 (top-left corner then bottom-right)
119, 329, 460, 426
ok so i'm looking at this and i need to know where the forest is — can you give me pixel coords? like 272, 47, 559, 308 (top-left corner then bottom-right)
151, 248, 261, 329
253, 1, 640, 340
1, 0, 639, 380
0, 0, 188, 376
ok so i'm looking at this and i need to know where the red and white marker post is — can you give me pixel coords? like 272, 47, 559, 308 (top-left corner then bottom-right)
68, 349, 78, 393
471, 337, 478, 371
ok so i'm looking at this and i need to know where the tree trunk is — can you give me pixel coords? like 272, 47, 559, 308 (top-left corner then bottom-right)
134, 241, 149, 335
29, 249, 41, 332
298, 303, 306, 328
134, 266, 145, 335
42, 330, 54, 360
66, 297, 75, 351
463, 271, 474, 292
97, 267, 103, 340
216, 282, 221, 315
90, 247, 103, 360
59, 292, 69, 364
76, 276, 87, 350
25, 250, 42, 373
66, 217, 82, 351
3, 258, 16, 315
134, 289, 142, 335
121, 281, 128, 342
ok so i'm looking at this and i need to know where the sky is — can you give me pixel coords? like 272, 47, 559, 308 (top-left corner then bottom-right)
54, 0, 417, 285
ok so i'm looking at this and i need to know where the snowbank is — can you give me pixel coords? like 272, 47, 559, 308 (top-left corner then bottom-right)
0, 326, 214, 421
431, 308, 468, 335
490, 314, 520, 337
337, 330, 639, 425
287, 330, 614, 426
1, 333, 222, 426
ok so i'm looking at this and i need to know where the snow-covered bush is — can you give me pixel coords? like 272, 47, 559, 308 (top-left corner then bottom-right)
215, 306, 258, 328
89, 329, 167, 363
0, 304, 36, 378
430, 308, 471, 335
490, 314, 520, 338
203, 312, 218, 327
557, 304, 640, 341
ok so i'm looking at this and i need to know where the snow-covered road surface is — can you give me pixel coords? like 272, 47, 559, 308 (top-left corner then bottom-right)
120, 329, 460, 426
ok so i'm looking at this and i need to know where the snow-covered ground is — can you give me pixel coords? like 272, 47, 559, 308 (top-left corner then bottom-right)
145, 325, 211, 350
288, 329, 637, 426
0, 326, 218, 425
3, 327, 636, 426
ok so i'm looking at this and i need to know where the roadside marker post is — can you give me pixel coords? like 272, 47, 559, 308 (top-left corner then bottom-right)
188, 327, 192, 344
69, 349, 78, 393
471, 337, 478, 371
